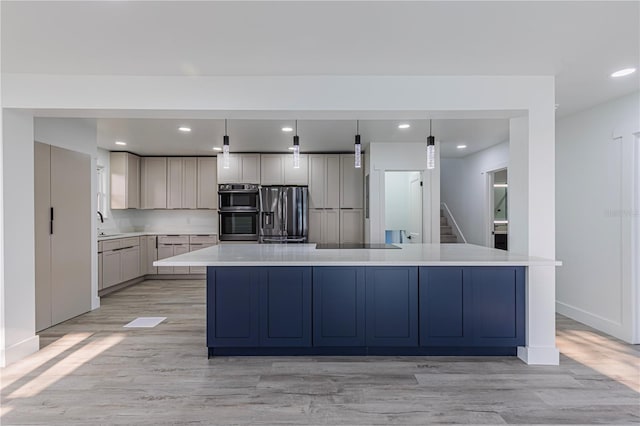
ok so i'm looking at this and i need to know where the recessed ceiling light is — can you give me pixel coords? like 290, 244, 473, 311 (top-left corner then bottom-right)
398, 123, 410, 129
456, 145, 467, 149
282, 127, 293, 132
178, 126, 191, 132
115, 141, 127, 146
213, 147, 222, 151
611, 68, 636, 78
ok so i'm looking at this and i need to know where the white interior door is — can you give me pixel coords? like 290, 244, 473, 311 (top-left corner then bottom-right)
408, 173, 423, 243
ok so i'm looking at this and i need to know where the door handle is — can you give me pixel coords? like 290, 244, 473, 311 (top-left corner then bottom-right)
50, 207, 54, 235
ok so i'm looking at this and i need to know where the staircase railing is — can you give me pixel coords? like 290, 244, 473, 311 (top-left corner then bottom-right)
441, 202, 467, 244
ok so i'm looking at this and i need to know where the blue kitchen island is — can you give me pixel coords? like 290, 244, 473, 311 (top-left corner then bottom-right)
155, 243, 561, 364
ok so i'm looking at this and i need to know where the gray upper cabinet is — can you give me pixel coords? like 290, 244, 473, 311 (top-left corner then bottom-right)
141, 157, 167, 209
261, 154, 309, 185
340, 154, 364, 209
217, 153, 261, 184
110, 152, 140, 209
197, 157, 218, 209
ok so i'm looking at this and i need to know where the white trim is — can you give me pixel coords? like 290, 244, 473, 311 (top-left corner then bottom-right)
556, 300, 631, 342
0, 335, 39, 368
517, 345, 560, 365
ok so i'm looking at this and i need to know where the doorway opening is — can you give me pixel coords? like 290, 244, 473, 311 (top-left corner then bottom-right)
384, 171, 423, 244
488, 168, 508, 250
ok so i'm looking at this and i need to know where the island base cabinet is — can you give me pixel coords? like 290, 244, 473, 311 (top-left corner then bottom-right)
365, 267, 419, 347
207, 267, 312, 348
207, 265, 525, 356
419, 267, 525, 347
313, 267, 365, 347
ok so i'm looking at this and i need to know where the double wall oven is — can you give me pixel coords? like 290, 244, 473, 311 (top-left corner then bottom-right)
218, 184, 259, 241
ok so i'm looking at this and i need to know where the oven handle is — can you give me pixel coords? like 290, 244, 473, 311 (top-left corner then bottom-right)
219, 207, 259, 213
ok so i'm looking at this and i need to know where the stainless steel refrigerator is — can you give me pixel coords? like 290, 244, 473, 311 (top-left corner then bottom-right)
259, 186, 308, 243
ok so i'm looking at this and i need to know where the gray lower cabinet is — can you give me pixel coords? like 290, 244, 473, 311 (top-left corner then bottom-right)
100, 237, 142, 290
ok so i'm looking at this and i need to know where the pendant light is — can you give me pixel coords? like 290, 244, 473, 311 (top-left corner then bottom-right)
426, 119, 435, 170
354, 120, 362, 168
222, 119, 230, 169
292, 120, 300, 169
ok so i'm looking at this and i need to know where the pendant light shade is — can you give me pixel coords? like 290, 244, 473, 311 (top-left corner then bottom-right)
354, 120, 362, 168
427, 119, 435, 170
222, 119, 230, 169
292, 120, 300, 169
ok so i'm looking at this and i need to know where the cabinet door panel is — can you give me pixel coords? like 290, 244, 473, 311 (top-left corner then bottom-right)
259, 267, 312, 346
340, 155, 363, 208
121, 246, 140, 282
173, 244, 190, 274
167, 157, 183, 209
308, 209, 323, 244
197, 157, 218, 209
260, 154, 284, 185
308, 155, 326, 209
470, 267, 525, 346
325, 209, 340, 244
182, 158, 197, 209
313, 267, 365, 346
157, 245, 174, 274
102, 251, 121, 288
50, 146, 92, 324
240, 154, 261, 184
146, 236, 158, 274
217, 154, 241, 183
141, 157, 167, 209
284, 154, 308, 185
419, 267, 472, 346
365, 267, 418, 346
127, 154, 140, 208
326, 155, 341, 208
339, 209, 363, 244
208, 267, 260, 347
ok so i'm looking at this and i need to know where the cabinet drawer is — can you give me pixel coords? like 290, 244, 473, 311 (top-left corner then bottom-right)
189, 235, 217, 244
158, 235, 189, 244
120, 237, 140, 248
102, 239, 121, 251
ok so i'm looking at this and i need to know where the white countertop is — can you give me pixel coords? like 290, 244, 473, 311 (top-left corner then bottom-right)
98, 231, 217, 241
154, 243, 561, 267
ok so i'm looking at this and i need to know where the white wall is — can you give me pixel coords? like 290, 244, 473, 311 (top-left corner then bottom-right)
441, 141, 509, 246
556, 91, 640, 344
367, 143, 440, 244
34, 118, 100, 311
1, 110, 39, 367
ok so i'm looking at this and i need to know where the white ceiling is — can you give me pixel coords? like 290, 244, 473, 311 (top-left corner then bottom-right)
2, 1, 639, 117
97, 118, 509, 158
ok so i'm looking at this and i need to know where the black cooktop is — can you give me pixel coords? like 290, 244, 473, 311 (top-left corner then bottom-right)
315, 243, 401, 250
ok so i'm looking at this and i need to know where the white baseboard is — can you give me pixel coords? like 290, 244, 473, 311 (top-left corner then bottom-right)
556, 300, 633, 343
0, 335, 40, 367
517, 346, 560, 365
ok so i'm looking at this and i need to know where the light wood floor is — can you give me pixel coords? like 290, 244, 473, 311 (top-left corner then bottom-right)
1, 279, 639, 425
